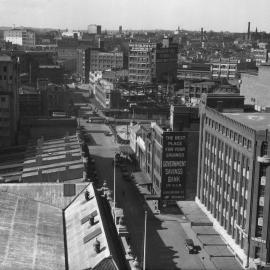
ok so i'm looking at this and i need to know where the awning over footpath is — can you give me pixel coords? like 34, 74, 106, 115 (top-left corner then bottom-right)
132, 171, 152, 186
119, 145, 134, 155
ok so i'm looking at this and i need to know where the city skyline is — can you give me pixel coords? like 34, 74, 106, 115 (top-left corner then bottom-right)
0, 0, 270, 32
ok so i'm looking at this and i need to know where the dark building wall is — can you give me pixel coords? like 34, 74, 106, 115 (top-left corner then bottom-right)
38, 66, 64, 84
185, 131, 199, 200
19, 93, 41, 117
0, 55, 19, 147
156, 40, 178, 83
76, 48, 90, 83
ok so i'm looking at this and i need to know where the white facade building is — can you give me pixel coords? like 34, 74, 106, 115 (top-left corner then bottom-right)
4, 29, 35, 47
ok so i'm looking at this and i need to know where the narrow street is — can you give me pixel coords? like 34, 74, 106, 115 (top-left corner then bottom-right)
81, 118, 211, 270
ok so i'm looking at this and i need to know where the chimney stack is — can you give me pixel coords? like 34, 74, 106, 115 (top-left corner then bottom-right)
248, 22, 251, 40
89, 214, 95, 226
93, 238, 101, 253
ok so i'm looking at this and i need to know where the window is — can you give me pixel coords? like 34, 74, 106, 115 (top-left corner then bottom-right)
234, 133, 238, 142
261, 142, 268, 156
255, 246, 261, 259
1, 97, 6, 102
247, 140, 252, 150
3, 66, 7, 72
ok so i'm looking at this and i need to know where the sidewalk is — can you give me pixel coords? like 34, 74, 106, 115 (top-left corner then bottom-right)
130, 170, 245, 270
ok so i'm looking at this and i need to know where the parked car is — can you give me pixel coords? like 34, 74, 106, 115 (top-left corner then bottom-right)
185, 239, 196, 254
104, 131, 113, 136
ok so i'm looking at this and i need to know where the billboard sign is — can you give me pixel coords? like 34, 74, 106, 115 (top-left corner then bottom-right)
161, 132, 187, 202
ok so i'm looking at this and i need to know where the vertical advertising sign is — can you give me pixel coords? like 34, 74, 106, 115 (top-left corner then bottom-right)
161, 132, 187, 202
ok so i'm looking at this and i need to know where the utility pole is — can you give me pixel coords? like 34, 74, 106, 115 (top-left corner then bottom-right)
113, 154, 116, 223
143, 210, 147, 270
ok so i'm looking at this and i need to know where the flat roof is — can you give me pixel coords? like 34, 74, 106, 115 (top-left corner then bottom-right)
0, 191, 65, 270
223, 112, 270, 131
0, 55, 12, 62
0, 183, 88, 209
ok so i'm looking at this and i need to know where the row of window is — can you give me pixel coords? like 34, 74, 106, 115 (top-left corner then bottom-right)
202, 131, 251, 244
205, 117, 252, 150
0, 75, 13, 81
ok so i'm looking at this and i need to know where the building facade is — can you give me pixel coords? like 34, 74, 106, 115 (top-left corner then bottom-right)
89, 50, 123, 72
155, 37, 178, 83
94, 79, 121, 109
210, 59, 239, 80
76, 47, 90, 83
0, 55, 19, 147
4, 29, 35, 47
131, 105, 199, 205
128, 42, 156, 84
197, 103, 270, 268
251, 48, 269, 66
177, 63, 212, 81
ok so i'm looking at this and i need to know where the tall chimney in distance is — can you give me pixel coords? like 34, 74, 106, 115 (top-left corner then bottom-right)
248, 22, 251, 40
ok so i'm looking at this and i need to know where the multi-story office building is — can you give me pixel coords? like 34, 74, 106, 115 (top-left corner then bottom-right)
181, 81, 239, 102
197, 100, 270, 268
156, 37, 178, 83
0, 55, 19, 147
4, 29, 35, 47
57, 39, 79, 73
76, 47, 90, 83
128, 42, 157, 84
251, 48, 269, 66
130, 105, 199, 204
89, 50, 123, 72
94, 79, 121, 109
210, 58, 239, 80
150, 106, 200, 204
129, 38, 178, 84
87, 24, 101, 35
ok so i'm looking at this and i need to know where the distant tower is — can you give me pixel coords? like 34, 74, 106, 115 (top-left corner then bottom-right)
247, 22, 251, 40
119, 25, 122, 34
201, 27, 204, 42
255, 27, 258, 40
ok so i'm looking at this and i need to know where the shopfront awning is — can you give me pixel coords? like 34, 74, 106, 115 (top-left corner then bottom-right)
119, 145, 134, 155
132, 171, 152, 186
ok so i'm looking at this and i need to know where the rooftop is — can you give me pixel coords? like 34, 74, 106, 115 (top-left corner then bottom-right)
0, 191, 65, 270
65, 183, 121, 270
0, 183, 88, 209
0, 54, 12, 62
223, 112, 270, 131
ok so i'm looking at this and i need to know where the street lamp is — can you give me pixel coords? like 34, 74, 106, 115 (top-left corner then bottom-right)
143, 210, 147, 270
113, 153, 116, 223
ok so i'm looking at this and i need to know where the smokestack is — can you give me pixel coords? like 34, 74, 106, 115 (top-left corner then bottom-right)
248, 22, 250, 40
201, 27, 204, 42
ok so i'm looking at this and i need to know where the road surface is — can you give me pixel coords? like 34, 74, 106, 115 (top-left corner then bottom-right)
80, 117, 213, 270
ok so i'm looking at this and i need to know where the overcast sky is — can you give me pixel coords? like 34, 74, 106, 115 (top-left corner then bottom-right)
0, 0, 269, 32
